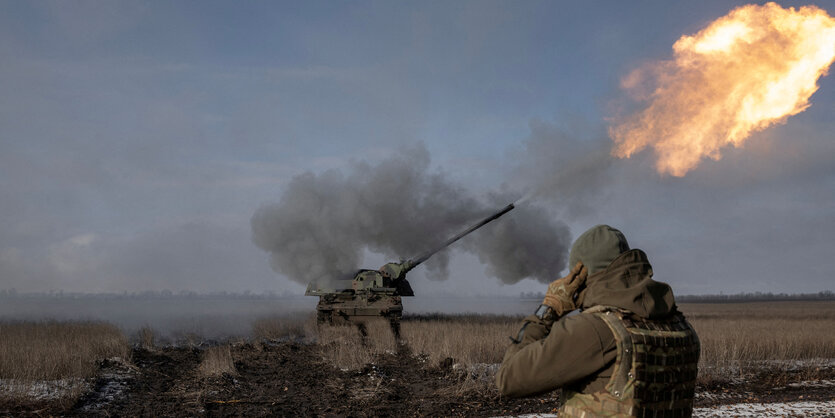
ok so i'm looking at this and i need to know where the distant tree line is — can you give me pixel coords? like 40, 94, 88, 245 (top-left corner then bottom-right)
676, 291, 835, 303
520, 290, 835, 303
1, 288, 833, 302
0, 288, 305, 300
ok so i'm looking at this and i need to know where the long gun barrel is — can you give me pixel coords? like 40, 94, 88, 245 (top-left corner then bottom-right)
405, 203, 515, 270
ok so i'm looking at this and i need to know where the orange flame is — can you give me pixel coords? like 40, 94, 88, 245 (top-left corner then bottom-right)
609, 2, 835, 176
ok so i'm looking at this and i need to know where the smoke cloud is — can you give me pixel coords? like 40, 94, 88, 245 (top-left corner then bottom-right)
251, 144, 571, 286
511, 119, 614, 218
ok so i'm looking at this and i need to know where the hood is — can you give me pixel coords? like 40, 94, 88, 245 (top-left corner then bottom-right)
580, 249, 676, 319
569, 225, 630, 275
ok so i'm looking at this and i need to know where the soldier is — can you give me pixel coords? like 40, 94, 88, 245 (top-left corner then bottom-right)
496, 225, 700, 417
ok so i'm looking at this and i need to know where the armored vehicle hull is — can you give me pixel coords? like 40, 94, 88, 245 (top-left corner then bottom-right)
305, 203, 514, 327
314, 293, 404, 324
306, 268, 415, 325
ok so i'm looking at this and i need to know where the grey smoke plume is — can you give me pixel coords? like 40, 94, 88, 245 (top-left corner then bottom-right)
511, 119, 614, 218
251, 144, 571, 286
463, 197, 570, 284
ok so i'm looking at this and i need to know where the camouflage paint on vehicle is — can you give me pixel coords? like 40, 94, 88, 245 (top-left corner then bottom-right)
305, 203, 515, 329
305, 264, 414, 325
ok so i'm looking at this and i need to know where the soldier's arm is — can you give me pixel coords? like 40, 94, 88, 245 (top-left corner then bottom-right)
500, 312, 553, 360
495, 314, 614, 398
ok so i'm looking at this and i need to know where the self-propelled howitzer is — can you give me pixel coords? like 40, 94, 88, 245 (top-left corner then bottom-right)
305, 203, 515, 326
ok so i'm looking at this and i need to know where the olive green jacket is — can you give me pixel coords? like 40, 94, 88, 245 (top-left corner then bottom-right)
495, 249, 677, 397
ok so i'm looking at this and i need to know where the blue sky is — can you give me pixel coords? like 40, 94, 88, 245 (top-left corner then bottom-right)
1, 1, 834, 296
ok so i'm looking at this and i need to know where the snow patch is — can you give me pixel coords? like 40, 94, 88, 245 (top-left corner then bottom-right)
76, 357, 136, 411
506, 415, 558, 418
785, 379, 835, 389
694, 400, 835, 417
762, 359, 835, 371
699, 358, 835, 381
453, 362, 500, 381
501, 401, 835, 418
695, 390, 745, 402
0, 378, 89, 401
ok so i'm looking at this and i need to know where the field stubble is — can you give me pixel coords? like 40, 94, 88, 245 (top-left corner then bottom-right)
683, 301, 835, 383
0, 321, 129, 406
254, 314, 517, 374
198, 345, 237, 377
2, 301, 834, 413
254, 302, 835, 387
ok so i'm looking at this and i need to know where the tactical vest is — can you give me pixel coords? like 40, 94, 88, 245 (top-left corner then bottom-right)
560, 307, 700, 418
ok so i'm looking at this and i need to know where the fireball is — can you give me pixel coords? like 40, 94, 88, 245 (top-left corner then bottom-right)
610, 2, 835, 176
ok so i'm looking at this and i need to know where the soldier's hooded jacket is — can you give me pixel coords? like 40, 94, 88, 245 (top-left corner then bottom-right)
496, 226, 699, 416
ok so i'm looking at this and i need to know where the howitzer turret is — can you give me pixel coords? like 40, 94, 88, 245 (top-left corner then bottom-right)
306, 203, 515, 327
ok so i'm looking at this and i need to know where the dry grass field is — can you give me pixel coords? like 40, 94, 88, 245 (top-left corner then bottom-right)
2, 301, 835, 415
0, 320, 129, 404
681, 301, 835, 382
252, 314, 317, 342
251, 302, 835, 383
252, 313, 518, 372
242, 304, 835, 403
0, 321, 129, 381
316, 319, 398, 370
401, 314, 519, 368
198, 345, 237, 377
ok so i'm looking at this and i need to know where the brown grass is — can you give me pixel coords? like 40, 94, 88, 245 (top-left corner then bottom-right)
253, 314, 517, 395
198, 345, 237, 377
251, 314, 397, 371
401, 314, 519, 367
0, 320, 130, 404
253, 314, 518, 372
316, 319, 398, 370
0, 320, 129, 381
266, 302, 835, 387
252, 314, 317, 341
2, 301, 829, 407
680, 301, 835, 382
400, 314, 522, 395
138, 326, 156, 350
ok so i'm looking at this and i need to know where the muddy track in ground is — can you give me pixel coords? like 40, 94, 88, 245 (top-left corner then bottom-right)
71, 347, 203, 416
72, 342, 561, 417
694, 368, 835, 407
7, 342, 835, 416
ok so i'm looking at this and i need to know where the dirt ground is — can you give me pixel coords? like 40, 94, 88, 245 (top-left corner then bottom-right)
5, 341, 835, 417
68, 342, 561, 417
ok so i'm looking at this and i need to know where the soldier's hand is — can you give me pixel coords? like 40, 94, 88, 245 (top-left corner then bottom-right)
542, 262, 588, 316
